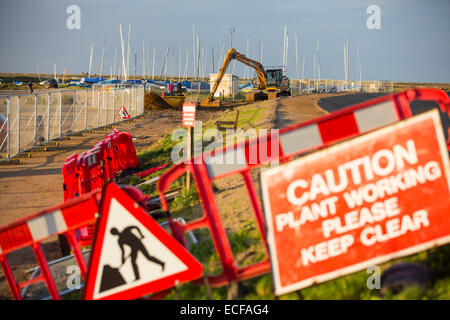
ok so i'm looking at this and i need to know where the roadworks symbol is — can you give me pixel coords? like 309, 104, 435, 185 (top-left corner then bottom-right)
92, 198, 188, 299
99, 224, 166, 292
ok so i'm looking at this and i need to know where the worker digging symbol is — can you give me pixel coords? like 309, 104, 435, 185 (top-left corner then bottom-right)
99, 225, 165, 293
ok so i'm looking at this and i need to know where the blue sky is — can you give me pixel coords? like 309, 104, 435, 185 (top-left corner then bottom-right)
0, 0, 449, 82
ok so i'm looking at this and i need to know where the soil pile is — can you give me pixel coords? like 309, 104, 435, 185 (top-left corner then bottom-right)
144, 92, 173, 110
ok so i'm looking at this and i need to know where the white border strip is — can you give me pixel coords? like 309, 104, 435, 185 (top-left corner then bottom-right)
27, 210, 68, 241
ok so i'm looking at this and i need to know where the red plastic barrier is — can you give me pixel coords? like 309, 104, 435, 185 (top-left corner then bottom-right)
77, 149, 106, 246
157, 88, 450, 288
62, 130, 140, 202
62, 154, 80, 202
61, 130, 141, 248
78, 149, 105, 194
94, 137, 116, 181
109, 131, 139, 171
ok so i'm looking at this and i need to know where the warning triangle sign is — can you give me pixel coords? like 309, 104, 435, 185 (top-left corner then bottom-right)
84, 183, 203, 300
117, 106, 130, 119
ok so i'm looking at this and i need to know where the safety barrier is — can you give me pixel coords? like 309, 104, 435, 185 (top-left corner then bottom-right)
109, 130, 139, 171
157, 88, 450, 287
62, 129, 140, 201
61, 129, 141, 249
0, 190, 101, 299
0, 184, 156, 300
94, 138, 115, 181
0, 86, 145, 160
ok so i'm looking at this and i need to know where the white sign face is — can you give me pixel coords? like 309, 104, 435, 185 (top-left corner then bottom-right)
182, 103, 196, 127
92, 198, 188, 300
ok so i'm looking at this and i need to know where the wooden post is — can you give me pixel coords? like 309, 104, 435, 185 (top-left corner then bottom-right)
186, 126, 192, 192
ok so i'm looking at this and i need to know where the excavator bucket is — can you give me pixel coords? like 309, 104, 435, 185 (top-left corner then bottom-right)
200, 99, 222, 107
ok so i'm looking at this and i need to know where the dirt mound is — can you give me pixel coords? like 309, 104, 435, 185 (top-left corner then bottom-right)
144, 92, 173, 110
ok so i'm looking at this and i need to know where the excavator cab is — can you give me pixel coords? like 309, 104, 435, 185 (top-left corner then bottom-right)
266, 69, 283, 89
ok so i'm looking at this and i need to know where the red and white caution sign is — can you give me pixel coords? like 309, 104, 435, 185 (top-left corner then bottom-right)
261, 109, 450, 296
182, 103, 196, 127
117, 106, 130, 119
84, 183, 203, 300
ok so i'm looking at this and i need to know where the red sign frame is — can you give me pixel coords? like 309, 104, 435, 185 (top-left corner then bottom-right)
261, 109, 450, 296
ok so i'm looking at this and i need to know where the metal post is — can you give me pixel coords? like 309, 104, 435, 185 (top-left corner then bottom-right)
91, 87, 95, 129
47, 93, 50, 142
128, 88, 131, 117
17, 96, 20, 154
105, 89, 108, 126
97, 89, 100, 128
34, 94, 37, 146
130, 87, 133, 117
6, 96, 10, 158
113, 89, 116, 124
132, 87, 135, 117
122, 89, 124, 122
85, 90, 88, 130
73, 90, 76, 131
59, 91, 62, 138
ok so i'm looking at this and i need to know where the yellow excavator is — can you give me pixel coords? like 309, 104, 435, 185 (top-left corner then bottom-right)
200, 48, 291, 107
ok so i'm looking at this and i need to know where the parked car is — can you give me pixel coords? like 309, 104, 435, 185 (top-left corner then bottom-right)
45, 79, 58, 89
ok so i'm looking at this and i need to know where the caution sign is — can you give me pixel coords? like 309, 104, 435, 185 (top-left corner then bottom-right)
84, 183, 202, 300
261, 109, 450, 296
117, 106, 130, 119
182, 103, 196, 127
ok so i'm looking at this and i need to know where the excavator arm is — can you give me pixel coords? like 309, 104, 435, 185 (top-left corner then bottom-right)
204, 48, 267, 105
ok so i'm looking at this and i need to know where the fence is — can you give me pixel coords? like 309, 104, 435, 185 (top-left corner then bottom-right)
290, 79, 394, 94
0, 86, 145, 159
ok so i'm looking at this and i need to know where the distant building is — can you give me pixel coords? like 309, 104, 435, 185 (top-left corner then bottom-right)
209, 74, 239, 98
